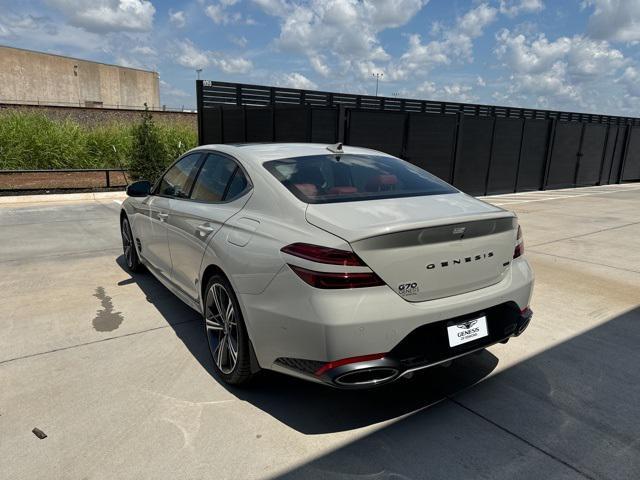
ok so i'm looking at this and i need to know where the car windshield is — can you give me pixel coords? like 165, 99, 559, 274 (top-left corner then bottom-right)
263, 154, 457, 204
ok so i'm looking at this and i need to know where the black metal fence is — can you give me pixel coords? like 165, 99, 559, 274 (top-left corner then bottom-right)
197, 80, 640, 194
0, 168, 128, 194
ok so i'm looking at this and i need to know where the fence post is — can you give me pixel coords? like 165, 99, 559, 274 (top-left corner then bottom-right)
105, 170, 110, 188
484, 114, 498, 196
450, 111, 463, 185
542, 116, 557, 190
337, 105, 346, 143
196, 80, 204, 145
618, 123, 633, 183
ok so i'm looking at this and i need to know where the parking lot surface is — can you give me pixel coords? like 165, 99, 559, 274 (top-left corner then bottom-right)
1, 184, 639, 480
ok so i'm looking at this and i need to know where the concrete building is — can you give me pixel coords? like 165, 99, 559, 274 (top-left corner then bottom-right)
0, 45, 160, 109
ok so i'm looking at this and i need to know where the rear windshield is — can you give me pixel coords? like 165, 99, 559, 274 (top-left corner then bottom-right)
264, 154, 457, 204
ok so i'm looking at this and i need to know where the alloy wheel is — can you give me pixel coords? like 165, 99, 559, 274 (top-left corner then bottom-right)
121, 219, 134, 268
205, 283, 239, 374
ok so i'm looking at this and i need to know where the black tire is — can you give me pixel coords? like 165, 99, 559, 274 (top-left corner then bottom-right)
121, 216, 143, 273
203, 275, 254, 385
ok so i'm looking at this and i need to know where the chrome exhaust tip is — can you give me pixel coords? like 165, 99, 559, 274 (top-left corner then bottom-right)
334, 367, 399, 387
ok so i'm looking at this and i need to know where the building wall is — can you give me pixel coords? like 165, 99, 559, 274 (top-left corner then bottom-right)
0, 45, 160, 109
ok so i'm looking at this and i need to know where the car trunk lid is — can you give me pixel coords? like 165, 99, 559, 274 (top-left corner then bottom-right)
305, 193, 517, 301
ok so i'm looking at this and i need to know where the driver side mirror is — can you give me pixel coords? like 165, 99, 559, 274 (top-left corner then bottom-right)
126, 180, 151, 197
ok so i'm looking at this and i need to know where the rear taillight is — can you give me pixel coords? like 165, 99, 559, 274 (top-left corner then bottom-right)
288, 265, 384, 289
513, 225, 524, 259
281, 243, 364, 266
281, 243, 384, 289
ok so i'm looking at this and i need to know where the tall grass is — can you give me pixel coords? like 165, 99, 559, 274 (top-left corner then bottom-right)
0, 110, 197, 170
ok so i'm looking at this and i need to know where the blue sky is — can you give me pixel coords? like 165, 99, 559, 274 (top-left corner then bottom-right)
1, 0, 640, 116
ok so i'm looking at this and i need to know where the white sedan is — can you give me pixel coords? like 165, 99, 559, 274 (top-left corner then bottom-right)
120, 143, 534, 388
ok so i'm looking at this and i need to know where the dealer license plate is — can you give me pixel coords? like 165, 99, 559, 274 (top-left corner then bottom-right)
447, 316, 489, 347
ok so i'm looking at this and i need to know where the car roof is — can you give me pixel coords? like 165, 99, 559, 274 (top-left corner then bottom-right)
190, 143, 387, 163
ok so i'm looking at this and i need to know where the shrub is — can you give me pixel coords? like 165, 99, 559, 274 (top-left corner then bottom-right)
128, 108, 167, 182
0, 109, 197, 174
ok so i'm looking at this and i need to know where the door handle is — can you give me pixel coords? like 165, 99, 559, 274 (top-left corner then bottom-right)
158, 212, 169, 222
197, 224, 216, 235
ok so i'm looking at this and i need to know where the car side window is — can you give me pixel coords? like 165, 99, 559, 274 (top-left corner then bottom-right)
191, 154, 248, 203
225, 169, 249, 200
157, 154, 201, 198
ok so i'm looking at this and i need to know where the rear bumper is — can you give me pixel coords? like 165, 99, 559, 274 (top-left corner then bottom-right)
277, 304, 533, 388
239, 257, 534, 387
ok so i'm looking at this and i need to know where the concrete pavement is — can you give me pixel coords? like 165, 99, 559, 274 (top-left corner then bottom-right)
1, 184, 639, 479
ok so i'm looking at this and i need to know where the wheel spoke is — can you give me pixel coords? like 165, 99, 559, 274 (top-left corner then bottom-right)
228, 336, 238, 365
225, 301, 234, 324
216, 334, 227, 367
211, 285, 224, 319
205, 318, 224, 331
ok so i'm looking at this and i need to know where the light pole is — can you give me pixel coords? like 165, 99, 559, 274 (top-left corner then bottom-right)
196, 68, 203, 80
372, 72, 383, 96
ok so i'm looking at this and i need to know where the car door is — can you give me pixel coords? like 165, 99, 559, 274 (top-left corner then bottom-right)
166, 152, 252, 300
136, 153, 202, 279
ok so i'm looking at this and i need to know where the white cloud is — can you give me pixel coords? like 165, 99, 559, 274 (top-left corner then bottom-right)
172, 39, 211, 69
618, 66, 640, 97
228, 34, 248, 47
276, 72, 318, 89
132, 45, 156, 56
169, 9, 186, 28
494, 28, 628, 108
417, 80, 478, 102
398, 3, 498, 77
476, 75, 486, 86
160, 80, 190, 98
205, 1, 254, 25
499, 0, 544, 17
254, 0, 426, 79
171, 38, 253, 73
46, 0, 155, 33
212, 57, 252, 74
585, 0, 640, 43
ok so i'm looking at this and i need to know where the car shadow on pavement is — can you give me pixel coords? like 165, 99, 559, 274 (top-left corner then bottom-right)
116, 255, 499, 434
271, 306, 640, 480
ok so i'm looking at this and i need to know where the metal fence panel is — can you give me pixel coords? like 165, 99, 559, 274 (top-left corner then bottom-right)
347, 110, 406, 158
196, 80, 640, 192
311, 108, 338, 143
404, 113, 457, 182
547, 122, 583, 189
622, 126, 640, 181
516, 119, 550, 191
576, 124, 607, 186
486, 118, 524, 194
275, 107, 308, 142
246, 107, 273, 141
222, 107, 245, 143
610, 126, 628, 183
453, 117, 494, 195
200, 106, 222, 144
599, 126, 618, 185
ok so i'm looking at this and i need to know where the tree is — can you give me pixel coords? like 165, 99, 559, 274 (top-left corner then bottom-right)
129, 105, 167, 182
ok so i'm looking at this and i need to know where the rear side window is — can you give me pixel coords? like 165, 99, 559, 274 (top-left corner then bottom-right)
191, 153, 249, 202
264, 154, 457, 204
158, 153, 201, 198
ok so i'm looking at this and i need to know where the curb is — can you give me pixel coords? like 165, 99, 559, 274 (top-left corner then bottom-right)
0, 190, 127, 204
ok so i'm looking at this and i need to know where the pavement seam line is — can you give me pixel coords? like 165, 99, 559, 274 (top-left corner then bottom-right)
0, 247, 122, 264
447, 396, 597, 480
0, 319, 198, 366
528, 220, 640, 248
528, 250, 640, 275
